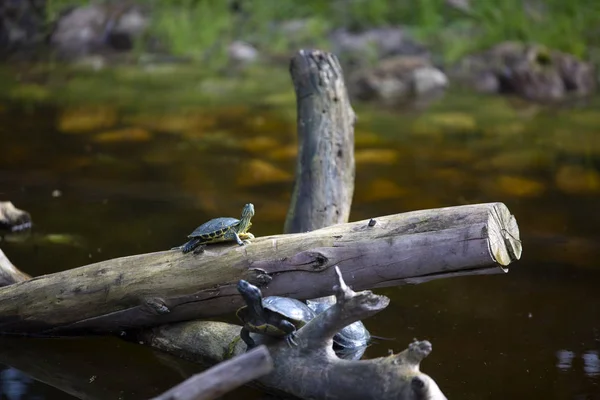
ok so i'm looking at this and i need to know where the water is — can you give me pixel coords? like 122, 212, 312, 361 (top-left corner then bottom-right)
0, 63, 599, 399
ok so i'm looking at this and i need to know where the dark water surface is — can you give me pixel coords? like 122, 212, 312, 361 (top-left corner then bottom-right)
0, 64, 599, 399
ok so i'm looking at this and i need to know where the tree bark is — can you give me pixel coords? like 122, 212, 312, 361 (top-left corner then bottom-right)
283, 49, 367, 358
0, 202, 520, 335
284, 50, 355, 233
151, 345, 273, 400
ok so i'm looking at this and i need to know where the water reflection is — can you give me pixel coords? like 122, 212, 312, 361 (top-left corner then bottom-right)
0, 368, 35, 400
556, 349, 576, 371
582, 351, 600, 377
0, 66, 599, 399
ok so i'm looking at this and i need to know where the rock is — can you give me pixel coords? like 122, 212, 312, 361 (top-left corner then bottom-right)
267, 145, 297, 161
237, 159, 292, 187
228, 40, 259, 63
355, 149, 398, 165
359, 179, 407, 202
412, 112, 477, 135
451, 41, 597, 102
92, 127, 151, 143
354, 131, 381, 147
0, 0, 46, 59
240, 137, 279, 153
50, 1, 149, 60
124, 112, 215, 135
350, 56, 448, 106
0, 202, 31, 232
480, 150, 553, 172
555, 165, 600, 194
329, 27, 430, 67
412, 67, 449, 95
58, 106, 118, 133
489, 175, 545, 197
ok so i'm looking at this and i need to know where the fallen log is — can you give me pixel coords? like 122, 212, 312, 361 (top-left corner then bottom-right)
133, 267, 448, 400
151, 345, 273, 400
0, 201, 520, 336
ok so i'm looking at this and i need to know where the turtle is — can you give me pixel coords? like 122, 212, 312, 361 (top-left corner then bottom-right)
174, 203, 255, 254
236, 279, 316, 349
306, 297, 371, 351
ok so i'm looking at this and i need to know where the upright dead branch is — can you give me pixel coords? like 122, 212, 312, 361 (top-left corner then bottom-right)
284, 49, 368, 358
285, 50, 356, 233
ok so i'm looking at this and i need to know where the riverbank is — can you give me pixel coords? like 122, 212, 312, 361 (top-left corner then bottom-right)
1, 0, 598, 105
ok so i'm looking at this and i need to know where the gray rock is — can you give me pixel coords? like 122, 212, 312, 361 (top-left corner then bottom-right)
329, 26, 430, 67
450, 41, 597, 102
50, 2, 149, 60
228, 40, 259, 63
0, 0, 46, 57
350, 55, 448, 106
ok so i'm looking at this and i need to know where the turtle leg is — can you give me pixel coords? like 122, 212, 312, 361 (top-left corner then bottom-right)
224, 230, 245, 246
238, 232, 255, 245
240, 327, 255, 349
278, 320, 299, 347
239, 232, 254, 240
182, 238, 202, 253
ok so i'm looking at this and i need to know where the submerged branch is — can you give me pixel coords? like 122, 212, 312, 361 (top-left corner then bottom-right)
133, 267, 447, 400
151, 345, 273, 400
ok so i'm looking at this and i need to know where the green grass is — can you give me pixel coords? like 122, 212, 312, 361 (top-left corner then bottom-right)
45, 0, 600, 66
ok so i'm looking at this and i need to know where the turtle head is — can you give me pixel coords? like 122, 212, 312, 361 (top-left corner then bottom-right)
237, 279, 262, 306
237, 203, 255, 234
241, 203, 255, 219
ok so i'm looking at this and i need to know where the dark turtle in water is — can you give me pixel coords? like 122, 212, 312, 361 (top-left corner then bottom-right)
174, 203, 255, 254
307, 297, 371, 360
236, 280, 316, 348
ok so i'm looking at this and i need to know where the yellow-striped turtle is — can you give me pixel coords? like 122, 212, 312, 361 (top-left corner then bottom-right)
174, 203, 255, 253
236, 280, 316, 348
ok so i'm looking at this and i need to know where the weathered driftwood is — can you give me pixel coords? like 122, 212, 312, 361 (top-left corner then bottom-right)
152, 345, 273, 400
0, 201, 32, 232
284, 50, 355, 234
134, 267, 447, 400
0, 202, 520, 335
0, 248, 31, 286
283, 49, 368, 358
0, 201, 521, 336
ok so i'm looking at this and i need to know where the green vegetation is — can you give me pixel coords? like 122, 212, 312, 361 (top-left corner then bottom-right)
45, 0, 600, 65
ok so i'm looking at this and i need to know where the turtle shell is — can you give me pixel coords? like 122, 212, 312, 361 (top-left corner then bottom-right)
237, 296, 316, 336
262, 296, 316, 326
306, 299, 370, 348
188, 217, 240, 240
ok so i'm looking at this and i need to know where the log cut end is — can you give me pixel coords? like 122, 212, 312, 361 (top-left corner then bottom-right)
487, 203, 522, 268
